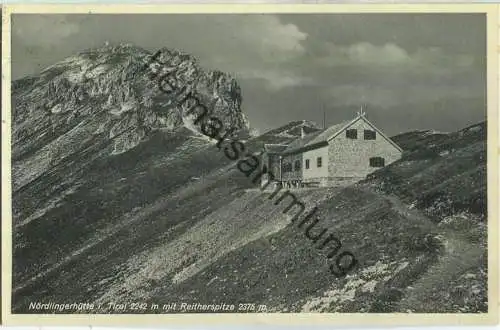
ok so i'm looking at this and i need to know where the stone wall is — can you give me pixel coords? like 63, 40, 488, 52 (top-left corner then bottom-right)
327, 117, 402, 178
302, 176, 364, 187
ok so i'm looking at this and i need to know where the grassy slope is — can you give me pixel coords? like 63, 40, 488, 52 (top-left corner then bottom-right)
360, 121, 487, 312
149, 187, 442, 313
13, 128, 247, 299
12, 123, 304, 311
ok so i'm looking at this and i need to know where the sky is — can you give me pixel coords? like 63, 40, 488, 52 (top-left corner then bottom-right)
11, 13, 487, 135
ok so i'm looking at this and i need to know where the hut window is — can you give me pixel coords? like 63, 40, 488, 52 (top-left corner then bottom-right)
317, 157, 323, 168
305, 159, 310, 169
369, 157, 385, 167
346, 129, 357, 139
364, 130, 376, 140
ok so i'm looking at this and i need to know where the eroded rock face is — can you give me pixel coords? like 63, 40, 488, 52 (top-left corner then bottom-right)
12, 43, 249, 191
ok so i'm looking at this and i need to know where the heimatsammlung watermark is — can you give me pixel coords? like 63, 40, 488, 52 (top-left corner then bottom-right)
142, 50, 358, 278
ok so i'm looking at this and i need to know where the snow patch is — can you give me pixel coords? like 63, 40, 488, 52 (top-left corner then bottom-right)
50, 104, 64, 114
85, 64, 110, 79
109, 100, 136, 116
66, 69, 85, 84
110, 130, 143, 155
302, 260, 410, 312
276, 131, 297, 138
181, 115, 217, 144
423, 129, 449, 137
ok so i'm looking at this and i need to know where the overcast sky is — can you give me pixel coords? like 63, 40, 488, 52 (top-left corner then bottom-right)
12, 13, 486, 135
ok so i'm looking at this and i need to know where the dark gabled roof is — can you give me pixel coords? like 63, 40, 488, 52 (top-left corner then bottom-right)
281, 130, 323, 153
263, 144, 289, 153
282, 120, 353, 155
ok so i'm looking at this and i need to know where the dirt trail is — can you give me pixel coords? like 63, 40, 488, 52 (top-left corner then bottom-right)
397, 237, 482, 312
384, 194, 483, 312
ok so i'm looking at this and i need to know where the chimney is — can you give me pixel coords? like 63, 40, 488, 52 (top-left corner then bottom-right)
301, 126, 306, 138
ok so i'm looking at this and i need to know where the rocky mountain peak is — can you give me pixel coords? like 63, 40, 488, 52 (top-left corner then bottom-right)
12, 43, 249, 190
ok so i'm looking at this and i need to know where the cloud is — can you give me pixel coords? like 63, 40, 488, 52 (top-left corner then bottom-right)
323, 82, 483, 108
238, 15, 308, 58
171, 14, 308, 69
200, 15, 309, 87
317, 42, 476, 75
346, 42, 411, 65
193, 15, 310, 91
236, 69, 315, 91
